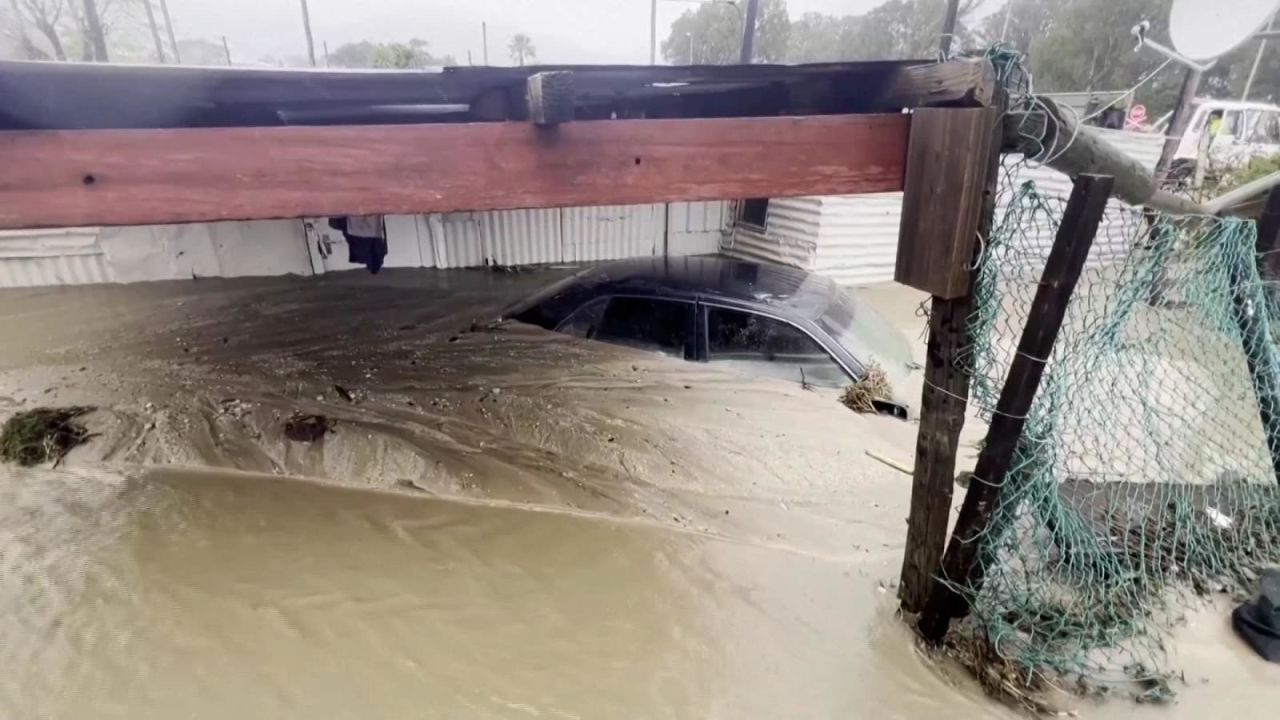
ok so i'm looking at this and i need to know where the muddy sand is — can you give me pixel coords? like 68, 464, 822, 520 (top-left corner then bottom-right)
0, 267, 1271, 718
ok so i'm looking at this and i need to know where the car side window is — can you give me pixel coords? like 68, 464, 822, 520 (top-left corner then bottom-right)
557, 297, 610, 339
562, 296, 693, 358
707, 306, 849, 387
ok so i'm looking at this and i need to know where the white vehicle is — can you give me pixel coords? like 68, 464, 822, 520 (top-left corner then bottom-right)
1159, 99, 1280, 183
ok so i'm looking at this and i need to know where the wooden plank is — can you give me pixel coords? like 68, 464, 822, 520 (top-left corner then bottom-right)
917, 174, 1114, 643
895, 106, 996, 299
0, 59, 944, 131
0, 114, 908, 229
898, 89, 1005, 614
1231, 186, 1280, 485
879, 58, 996, 110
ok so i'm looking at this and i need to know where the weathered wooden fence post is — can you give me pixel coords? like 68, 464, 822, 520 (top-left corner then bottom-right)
917, 174, 1114, 641
896, 103, 1000, 613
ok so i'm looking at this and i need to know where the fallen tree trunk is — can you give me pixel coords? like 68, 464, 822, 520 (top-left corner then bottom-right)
1002, 96, 1204, 216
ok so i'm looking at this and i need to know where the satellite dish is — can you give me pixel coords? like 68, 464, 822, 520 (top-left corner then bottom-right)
1170, 0, 1280, 61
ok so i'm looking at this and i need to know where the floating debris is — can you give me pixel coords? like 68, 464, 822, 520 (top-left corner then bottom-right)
0, 406, 94, 467
840, 364, 892, 414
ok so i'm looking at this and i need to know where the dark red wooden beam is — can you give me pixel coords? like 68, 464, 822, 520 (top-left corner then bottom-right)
0, 114, 908, 229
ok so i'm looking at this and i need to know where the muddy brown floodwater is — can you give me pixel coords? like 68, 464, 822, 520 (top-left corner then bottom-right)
0, 267, 1269, 718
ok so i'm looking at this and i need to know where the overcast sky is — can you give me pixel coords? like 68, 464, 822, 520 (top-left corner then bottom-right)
162, 0, 904, 66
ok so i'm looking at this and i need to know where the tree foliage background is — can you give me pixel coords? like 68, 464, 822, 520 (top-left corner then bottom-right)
663, 0, 1275, 115
328, 38, 455, 69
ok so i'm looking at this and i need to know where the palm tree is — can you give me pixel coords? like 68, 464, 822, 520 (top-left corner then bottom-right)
508, 33, 535, 66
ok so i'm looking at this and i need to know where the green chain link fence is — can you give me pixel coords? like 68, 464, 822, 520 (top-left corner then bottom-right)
946, 155, 1280, 702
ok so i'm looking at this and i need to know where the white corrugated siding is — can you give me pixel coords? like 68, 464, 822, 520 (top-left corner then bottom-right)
725, 129, 1169, 286
668, 201, 729, 256
98, 220, 310, 282
481, 208, 562, 265
427, 213, 486, 269
813, 192, 904, 285
1000, 130, 1166, 264
562, 204, 664, 262
0, 228, 113, 287
0, 201, 732, 287
723, 197, 823, 268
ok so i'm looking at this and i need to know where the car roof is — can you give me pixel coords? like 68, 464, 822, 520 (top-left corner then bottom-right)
560, 256, 836, 317
1194, 99, 1280, 112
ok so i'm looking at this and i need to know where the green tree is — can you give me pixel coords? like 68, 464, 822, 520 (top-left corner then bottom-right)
662, 0, 788, 64
329, 38, 454, 69
328, 39, 375, 67
786, 0, 978, 63
508, 32, 534, 66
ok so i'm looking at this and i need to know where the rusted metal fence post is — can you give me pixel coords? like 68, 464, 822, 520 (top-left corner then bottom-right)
917, 174, 1114, 641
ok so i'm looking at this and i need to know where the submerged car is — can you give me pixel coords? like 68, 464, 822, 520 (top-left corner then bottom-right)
504, 256, 916, 415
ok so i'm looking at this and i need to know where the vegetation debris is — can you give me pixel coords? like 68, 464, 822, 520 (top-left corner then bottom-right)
840, 363, 892, 413
0, 406, 94, 467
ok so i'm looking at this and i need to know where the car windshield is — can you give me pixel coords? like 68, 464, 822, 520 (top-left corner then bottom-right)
816, 285, 914, 377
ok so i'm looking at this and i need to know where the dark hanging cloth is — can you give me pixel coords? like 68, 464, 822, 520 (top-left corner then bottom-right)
1233, 568, 1280, 662
327, 216, 387, 274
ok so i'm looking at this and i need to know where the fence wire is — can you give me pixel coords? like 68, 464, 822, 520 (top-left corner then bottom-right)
946, 156, 1280, 701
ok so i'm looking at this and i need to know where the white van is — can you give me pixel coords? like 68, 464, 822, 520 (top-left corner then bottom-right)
1160, 99, 1280, 183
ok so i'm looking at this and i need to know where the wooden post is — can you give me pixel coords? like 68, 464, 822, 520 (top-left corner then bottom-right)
917, 174, 1114, 642
897, 103, 1000, 613
1231, 187, 1280, 485
526, 72, 575, 126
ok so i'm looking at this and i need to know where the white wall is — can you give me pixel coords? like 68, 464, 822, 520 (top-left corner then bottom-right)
98, 220, 312, 283
0, 201, 732, 288
724, 129, 1168, 286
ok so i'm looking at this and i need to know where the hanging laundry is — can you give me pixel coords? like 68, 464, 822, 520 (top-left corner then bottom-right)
327, 216, 388, 274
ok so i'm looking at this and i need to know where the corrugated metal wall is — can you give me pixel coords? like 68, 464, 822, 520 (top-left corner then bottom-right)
813, 193, 903, 286
724, 129, 1167, 286
0, 201, 731, 287
423, 202, 721, 268
723, 197, 823, 268
562, 204, 664, 261
481, 209, 563, 266
667, 201, 729, 256
1001, 129, 1166, 264
0, 228, 113, 287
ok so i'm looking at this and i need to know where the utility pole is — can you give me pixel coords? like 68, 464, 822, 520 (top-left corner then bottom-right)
1156, 68, 1202, 181
141, 0, 167, 63
482, 22, 489, 65
222, 35, 232, 65
158, 0, 180, 62
299, 0, 316, 67
81, 0, 109, 62
323, 40, 330, 67
687, 31, 693, 63
939, 0, 960, 56
739, 0, 758, 63
650, 0, 657, 64
467, 49, 473, 65
1244, 12, 1277, 100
